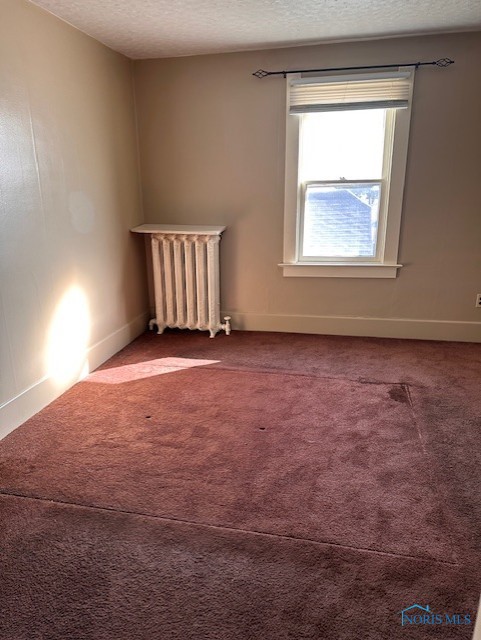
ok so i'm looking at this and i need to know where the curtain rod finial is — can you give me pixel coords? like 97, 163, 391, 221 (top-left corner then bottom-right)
253, 69, 269, 78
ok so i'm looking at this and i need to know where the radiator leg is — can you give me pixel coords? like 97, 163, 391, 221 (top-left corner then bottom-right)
149, 318, 166, 334
209, 328, 218, 338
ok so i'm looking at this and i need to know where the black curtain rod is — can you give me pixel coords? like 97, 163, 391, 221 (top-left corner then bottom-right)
252, 58, 454, 78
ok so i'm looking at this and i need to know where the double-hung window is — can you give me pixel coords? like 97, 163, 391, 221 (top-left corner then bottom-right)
281, 70, 414, 278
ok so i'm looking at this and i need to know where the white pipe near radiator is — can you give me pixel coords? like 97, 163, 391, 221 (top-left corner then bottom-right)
131, 224, 230, 338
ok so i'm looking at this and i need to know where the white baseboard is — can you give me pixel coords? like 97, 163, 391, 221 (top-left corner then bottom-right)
87, 312, 149, 373
225, 312, 481, 343
3, 310, 478, 440
0, 311, 149, 441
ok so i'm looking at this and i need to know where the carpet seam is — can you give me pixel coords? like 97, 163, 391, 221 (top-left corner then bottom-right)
206, 365, 424, 388
0, 489, 462, 569
88, 362, 426, 389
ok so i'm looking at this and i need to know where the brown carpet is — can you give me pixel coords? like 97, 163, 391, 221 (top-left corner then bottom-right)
0, 330, 480, 639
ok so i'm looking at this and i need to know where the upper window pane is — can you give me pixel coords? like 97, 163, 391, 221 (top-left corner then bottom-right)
299, 109, 386, 181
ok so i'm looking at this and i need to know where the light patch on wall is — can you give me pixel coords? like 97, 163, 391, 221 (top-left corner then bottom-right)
45, 286, 90, 385
87, 357, 220, 384
69, 191, 96, 234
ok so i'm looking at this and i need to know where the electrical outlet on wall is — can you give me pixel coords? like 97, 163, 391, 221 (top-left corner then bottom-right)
476, 294, 481, 308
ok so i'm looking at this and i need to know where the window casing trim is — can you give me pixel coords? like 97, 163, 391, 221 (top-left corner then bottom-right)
281, 69, 415, 278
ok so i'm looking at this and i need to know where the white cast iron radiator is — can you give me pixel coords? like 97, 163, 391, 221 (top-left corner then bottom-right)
132, 224, 230, 338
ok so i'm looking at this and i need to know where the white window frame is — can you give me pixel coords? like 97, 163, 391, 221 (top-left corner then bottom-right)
280, 69, 415, 278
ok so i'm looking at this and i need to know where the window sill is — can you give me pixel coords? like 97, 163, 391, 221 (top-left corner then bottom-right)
279, 262, 402, 278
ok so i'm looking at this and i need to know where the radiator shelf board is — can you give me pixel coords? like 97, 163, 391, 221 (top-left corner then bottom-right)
132, 224, 226, 235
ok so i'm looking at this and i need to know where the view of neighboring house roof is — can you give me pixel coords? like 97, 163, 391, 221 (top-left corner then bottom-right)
304, 187, 374, 256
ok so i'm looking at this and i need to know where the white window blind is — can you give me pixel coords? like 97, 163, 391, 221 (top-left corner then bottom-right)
289, 71, 412, 114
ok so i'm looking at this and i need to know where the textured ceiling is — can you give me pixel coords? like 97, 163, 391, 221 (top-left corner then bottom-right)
29, 0, 481, 59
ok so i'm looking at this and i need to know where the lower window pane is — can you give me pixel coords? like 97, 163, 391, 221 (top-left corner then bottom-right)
302, 183, 380, 258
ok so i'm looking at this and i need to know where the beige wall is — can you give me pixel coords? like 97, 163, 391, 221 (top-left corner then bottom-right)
134, 32, 481, 342
0, 0, 148, 437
